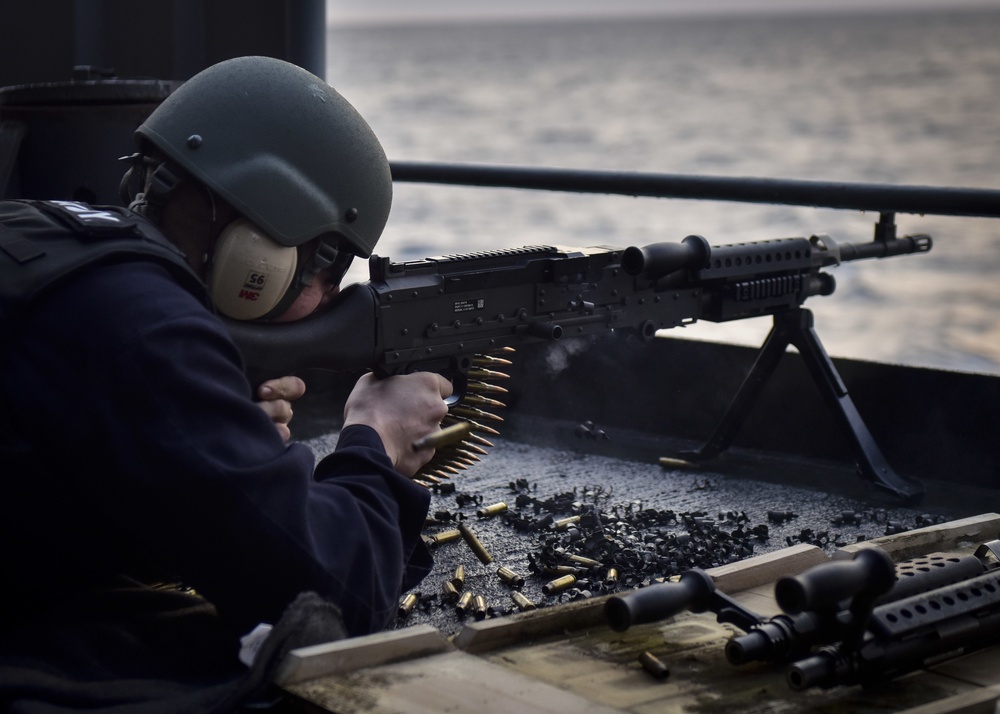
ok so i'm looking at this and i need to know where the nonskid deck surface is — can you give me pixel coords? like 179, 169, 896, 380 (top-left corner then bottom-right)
306, 431, 954, 636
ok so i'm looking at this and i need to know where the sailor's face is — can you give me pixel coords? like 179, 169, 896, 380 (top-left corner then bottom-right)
270, 267, 341, 323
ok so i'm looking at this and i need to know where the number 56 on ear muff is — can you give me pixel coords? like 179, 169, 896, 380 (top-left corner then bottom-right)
209, 218, 299, 321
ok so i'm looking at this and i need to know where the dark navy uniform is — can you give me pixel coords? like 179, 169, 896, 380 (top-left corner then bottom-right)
0, 201, 431, 710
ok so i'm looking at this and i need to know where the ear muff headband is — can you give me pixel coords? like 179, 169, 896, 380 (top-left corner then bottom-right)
209, 219, 299, 320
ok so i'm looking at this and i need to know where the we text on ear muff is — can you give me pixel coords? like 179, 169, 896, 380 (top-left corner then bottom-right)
209, 219, 299, 320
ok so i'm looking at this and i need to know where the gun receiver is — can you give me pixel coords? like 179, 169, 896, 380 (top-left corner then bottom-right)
226, 230, 931, 495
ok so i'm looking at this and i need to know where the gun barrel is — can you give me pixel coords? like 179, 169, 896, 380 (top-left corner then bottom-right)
837, 233, 932, 263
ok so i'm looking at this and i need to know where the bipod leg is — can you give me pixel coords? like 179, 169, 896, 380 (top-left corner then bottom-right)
784, 309, 923, 503
676, 314, 794, 463
677, 308, 924, 503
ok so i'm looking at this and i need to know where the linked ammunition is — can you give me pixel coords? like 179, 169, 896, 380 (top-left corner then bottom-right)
455, 590, 474, 616
477, 502, 509, 518
450, 406, 504, 423
398, 593, 418, 618
451, 564, 466, 590
466, 367, 510, 381
462, 393, 507, 409
458, 522, 494, 564
511, 591, 537, 611
542, 574, 577, 595
466, 380, 508, 395
412, 422, 472, 451
638, 651, 670, 680
496, 566, 525, 588
472, 354, 513, 367
473, 594, 488, 621
443, 416, 501, 437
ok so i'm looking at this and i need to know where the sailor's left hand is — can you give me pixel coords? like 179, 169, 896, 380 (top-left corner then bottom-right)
255, 376, 307, 442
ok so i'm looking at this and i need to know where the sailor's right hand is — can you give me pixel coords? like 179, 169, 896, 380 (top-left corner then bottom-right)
342, 372, 453, 477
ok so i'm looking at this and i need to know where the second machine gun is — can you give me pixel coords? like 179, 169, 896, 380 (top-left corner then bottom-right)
227, 224, 931, 499
605, 540, 1000, 691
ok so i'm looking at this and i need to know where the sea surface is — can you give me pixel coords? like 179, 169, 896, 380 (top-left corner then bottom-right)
326, 9, 1000, 375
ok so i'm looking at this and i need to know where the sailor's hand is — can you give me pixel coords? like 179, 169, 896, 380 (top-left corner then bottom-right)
343, 372, 452, 477
255, 376, 307, 442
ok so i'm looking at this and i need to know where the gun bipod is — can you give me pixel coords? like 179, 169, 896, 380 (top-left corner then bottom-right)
672, 307, 924, 503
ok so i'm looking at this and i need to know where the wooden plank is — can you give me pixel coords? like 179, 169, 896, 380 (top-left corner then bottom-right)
833, 513, 1000, 562
275, 623, 453, 685
895, 684, 1000, 714
706, 542, 828, 593
285, 649, 625, 714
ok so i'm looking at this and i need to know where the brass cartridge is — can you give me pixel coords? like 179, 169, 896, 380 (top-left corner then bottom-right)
455, 590, 474, 616
473, 594, 488, 621
496, 566, 526, 588
451, 564, 466, 590
511, 591, 537, 611
430, 529, 461, 547
476, 502, 509, 518
458, 522, 494, 564
398, 593, 418, 618
542, 574, 577, 595
639, 651, 670, 680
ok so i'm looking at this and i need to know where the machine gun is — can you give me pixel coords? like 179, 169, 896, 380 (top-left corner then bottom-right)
226, 226, 931, 499
605, 541, 1000, 691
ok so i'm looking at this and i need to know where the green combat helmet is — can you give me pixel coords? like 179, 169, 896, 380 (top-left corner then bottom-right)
134, 55, 392, 260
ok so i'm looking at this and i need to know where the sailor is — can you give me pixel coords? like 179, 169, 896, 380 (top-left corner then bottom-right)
0, 56, 450, 711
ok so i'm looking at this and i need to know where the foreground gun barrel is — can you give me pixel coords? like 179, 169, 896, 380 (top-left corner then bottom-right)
605, 569, 715, 631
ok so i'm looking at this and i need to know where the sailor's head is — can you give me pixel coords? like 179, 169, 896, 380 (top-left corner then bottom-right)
123, 56, 392, 321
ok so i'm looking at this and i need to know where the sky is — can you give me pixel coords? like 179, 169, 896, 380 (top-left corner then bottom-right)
326, 0, 1000, 25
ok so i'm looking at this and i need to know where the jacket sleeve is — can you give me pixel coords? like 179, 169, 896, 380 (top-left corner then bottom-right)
4, 262, 431, 637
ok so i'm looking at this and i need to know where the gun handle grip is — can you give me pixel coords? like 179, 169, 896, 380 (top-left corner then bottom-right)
605, 569, 715, 631
775, 547, 896, 614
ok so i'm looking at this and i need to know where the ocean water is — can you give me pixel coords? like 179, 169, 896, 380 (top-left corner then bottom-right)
326, 9, 1000, 374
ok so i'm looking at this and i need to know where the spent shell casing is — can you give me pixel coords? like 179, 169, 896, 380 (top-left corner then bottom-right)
458, 522, 494, 564
496, 566, 525, 588
398, 592, 418, 618
511, 591, 537, 611
566, 554, 602, 569
455, 590, 474, 616
430, 529, 462, 547
473, 594, 488, 621
553, 515, 581, 531
477, 502, 509, 518
451, 564, 466, 590
541, 565, 584, 577
441, 580, 460, 602
604, 567, 620, 586
638, 651, 670, 680
542, 574, 577, 596
412, 422, 472, 451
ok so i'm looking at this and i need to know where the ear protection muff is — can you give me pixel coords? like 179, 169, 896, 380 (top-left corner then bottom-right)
209, 219, 300, 321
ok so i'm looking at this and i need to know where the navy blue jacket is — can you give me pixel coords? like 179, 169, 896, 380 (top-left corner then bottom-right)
0, 256, 432, 638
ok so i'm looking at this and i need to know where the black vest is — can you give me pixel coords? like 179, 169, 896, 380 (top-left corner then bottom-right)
0, 200, 208, 338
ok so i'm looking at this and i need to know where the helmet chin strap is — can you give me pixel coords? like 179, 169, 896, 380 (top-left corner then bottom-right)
120, 155, 182, 224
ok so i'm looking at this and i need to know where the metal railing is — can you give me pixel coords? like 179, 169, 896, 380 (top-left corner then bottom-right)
390, 161, 1000, 219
